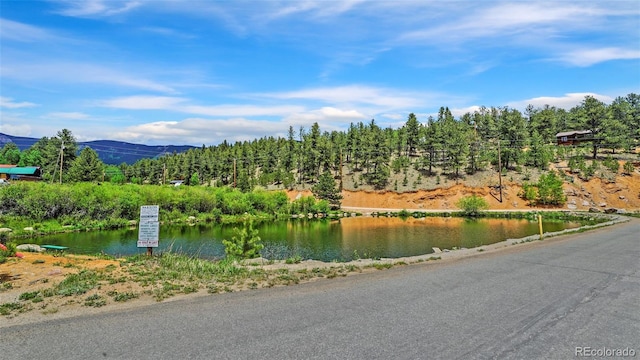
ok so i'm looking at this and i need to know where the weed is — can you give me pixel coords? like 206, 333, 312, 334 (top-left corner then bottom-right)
372, 263, 393, 270
55, 270, 102, 296
32, 259, 46, 264
19, 291, 40, 301
0, 302, 24, 316
84, 294, 107, 307
112, 291, 138, 302
285, 255, 303, 264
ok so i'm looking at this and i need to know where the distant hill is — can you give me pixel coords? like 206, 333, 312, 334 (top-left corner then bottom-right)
0, 133, 196, 165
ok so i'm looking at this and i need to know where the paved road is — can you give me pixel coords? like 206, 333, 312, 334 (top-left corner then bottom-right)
2, 220, 639, 359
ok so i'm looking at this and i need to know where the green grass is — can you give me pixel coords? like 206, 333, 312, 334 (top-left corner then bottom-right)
0, 302, 24, 316
55, 270, 103, 296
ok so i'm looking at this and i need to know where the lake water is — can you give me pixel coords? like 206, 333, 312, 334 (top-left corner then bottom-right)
21, 217, 583, 261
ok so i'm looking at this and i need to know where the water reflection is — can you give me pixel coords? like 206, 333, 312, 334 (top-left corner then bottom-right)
22, 217, 582, 261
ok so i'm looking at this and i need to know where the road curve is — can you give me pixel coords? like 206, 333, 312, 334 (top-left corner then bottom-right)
2, 219, 639, 359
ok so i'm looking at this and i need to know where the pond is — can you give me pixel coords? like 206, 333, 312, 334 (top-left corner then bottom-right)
20, 217, 584, 262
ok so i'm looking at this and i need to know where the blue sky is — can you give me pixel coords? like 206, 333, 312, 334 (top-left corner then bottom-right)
1, 0, 639, 146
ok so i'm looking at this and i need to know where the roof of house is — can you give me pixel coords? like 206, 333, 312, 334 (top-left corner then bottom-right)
0, 167, 40, 175
0, 164, 17, 168
555, 130, 592, 137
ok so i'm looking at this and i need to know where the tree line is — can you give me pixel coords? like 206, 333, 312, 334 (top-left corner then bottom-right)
1, 93, 638, 192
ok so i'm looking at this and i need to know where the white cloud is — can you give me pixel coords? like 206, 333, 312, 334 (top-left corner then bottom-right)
183, 104, 305, 117
52, 0, 142, 17
0, 18, 60, 42
100, 96, 187, 110
283, 107, 367, 127
111, 117, 290, 145
3, 62, 176, 93
449, 106, 482, 118
0, 97, 37, 109
100, 95, 305, 117
507, 93, 615, 110
261, 85, 432, 109
399, 2, 606, 44
557, 47, 640, 67
46, 112, 91, 120
0, 123, 32, 137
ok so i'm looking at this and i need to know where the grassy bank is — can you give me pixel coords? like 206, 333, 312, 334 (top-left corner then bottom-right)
0, 182, 333, 238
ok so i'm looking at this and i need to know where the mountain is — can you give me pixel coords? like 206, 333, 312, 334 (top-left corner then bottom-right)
0, 133, 196, 165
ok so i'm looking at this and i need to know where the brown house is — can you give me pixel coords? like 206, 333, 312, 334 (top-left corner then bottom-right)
556, 130, 593, 146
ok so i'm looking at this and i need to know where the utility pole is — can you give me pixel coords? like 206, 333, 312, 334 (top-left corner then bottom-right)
59, 140, 65, 184
497, 139, 503, 203
339, 148, 343, 191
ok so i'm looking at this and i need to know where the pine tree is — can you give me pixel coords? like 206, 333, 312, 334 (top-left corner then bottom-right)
312, 171, 343, 210
68, 147, 104, 182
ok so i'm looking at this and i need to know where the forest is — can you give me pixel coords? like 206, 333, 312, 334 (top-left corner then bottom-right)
2, 93, 638, 195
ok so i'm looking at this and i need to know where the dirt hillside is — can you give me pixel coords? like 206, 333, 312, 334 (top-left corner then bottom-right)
288, 164, 640, 212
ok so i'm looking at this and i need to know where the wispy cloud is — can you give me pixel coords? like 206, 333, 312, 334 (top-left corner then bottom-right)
111, 117, 293, 145
51, 0, 142, 17
45, 112, 91, 120
556, 47, 640, 67
0, 18, 62, 42
99, 95, 305, 117
0, 97, 38, 109
260, 85, 434, 109
3, 62, 176, 93
506, 93, 615, 110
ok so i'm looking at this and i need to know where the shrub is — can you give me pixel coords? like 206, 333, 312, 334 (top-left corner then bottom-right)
537, 171, 566, 205
456, 195, 489, 216
222, 219, 263, 259
623, 161, 634, 175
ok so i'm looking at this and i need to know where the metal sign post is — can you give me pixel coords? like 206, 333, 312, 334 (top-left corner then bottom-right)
137, 205, 159, 256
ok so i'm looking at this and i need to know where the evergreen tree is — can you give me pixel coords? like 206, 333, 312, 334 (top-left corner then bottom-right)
404, 113, 420, 156
0, 143, 21, 164
68, 147, 104, 182
312, 171, 343, 210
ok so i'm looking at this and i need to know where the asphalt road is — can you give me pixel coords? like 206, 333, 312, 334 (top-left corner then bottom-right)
2, 220, 639, 359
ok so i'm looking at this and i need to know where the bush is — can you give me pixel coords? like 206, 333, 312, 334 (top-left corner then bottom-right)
456, 195, 489, 216
222, 219, 263, 259
537, 171, 566, 205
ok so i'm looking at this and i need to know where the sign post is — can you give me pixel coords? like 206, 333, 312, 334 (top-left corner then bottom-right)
137, 205, 159, 256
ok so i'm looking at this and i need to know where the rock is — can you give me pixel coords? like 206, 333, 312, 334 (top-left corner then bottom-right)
432, 247, 442, 254
187, 216, 196, 222
604, 208, 618, 214
617, 209, 627, 214
567, 204, 577, 210
16, 244, 45, 252
128, 220, 137, 226
588, 207, 601, 213
568, 199, 577, 205
599, 203, 607, 207
0, 228, 12, 233
619, 195, 626, 200
23, 227, 35, 232
582, 200, 590, 206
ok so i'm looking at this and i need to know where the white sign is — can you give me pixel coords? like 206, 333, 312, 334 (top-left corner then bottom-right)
139, 205, 159, 222
138, 205, 160, 248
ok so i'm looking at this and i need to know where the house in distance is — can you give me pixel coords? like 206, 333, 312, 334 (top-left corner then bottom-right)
555, 130, 593, 146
